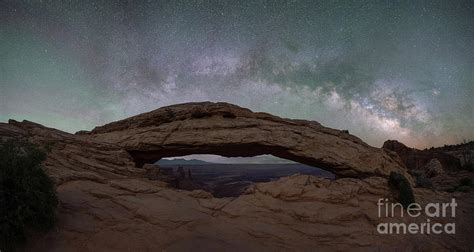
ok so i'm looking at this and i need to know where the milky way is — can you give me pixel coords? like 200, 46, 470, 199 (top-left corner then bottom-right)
1, 0, 473, 148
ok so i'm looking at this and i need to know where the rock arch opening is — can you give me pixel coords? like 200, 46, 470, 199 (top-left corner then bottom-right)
143, 154, 335, 198
86, 102, 408, 179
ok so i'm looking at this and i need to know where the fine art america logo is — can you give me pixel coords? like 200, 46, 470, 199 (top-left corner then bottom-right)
377, 198, 457, 234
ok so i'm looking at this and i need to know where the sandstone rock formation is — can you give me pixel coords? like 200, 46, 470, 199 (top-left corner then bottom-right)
82, 102, 406, 178
1, 104, 473, 251
383, 140, 474, 193
2, 120, 145, 185
383, 140, 461, 171
23, 173, 474, 251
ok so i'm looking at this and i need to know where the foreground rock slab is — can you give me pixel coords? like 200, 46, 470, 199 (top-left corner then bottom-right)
25, 174, 474, 251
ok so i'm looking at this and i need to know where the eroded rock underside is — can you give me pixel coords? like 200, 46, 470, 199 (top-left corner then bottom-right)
1, 103, 473, 251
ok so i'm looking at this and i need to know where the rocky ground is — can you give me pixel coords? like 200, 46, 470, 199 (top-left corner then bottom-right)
1, 103, 473, 251
23, 174, 474, 251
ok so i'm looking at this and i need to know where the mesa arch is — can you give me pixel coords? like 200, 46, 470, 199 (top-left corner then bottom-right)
80, 102, 407, 178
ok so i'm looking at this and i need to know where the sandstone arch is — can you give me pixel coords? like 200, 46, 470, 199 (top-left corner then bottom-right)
82, 102, 407, 178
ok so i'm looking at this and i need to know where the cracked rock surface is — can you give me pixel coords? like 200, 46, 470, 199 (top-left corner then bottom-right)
25, 174, 474, 251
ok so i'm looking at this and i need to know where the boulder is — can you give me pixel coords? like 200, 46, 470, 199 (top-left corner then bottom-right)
424, 158, 444, 178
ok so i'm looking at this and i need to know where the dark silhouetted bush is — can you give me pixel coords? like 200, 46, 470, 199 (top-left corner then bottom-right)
415, 175, 433, 189
462, 162, 473, 171
456, 185, 471, 193
447, 177, 473, 193
459, 177, 473, 187
0, 141, 58, 251
388, 172, 415, 208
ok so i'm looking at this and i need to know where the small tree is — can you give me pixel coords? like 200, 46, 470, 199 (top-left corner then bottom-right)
0, 141, 58, 251
388, 172, 415, 208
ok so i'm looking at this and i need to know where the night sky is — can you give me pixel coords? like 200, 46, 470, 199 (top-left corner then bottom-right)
1, 0, 473, 149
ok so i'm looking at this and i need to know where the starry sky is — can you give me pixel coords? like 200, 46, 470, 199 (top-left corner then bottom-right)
1, 0, 473, 149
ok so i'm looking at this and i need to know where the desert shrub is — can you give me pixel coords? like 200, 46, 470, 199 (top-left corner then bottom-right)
459, 177, 473, 187
456, 185, 471, 193
0, 141, 58, 251
388, 172, 415, 208
415, 175, 433, 189
446, 187, 455, 193
447, 178, 473, 193
462, 162, 473, 171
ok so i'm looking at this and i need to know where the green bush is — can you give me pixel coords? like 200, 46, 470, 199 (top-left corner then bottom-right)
0, 141, 58, 251
388, 172, 415, 208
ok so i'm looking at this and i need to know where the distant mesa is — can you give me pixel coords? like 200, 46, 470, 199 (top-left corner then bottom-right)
156, 158, 214, 165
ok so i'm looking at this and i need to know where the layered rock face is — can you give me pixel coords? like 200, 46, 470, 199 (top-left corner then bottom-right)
1, 120, 145, 185
383, 140, 474, 191
82, 102, 406, 178
383, 140, 461, 171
